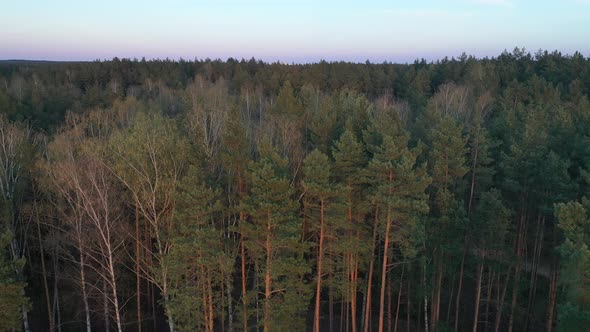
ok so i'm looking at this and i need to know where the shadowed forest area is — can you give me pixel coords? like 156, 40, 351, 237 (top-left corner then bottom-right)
0, 49, 589, 331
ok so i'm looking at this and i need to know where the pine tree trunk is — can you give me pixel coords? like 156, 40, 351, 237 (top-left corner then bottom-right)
527, 215, 545, 331
546, 222, 558, 332
467, 136, 479, 215
387, 272, 392, 332
433, 257, 442, 331
208, 269, 215, 332
418, 289, 422, 332
430, 276, 435, 332
446, 274, 455, 322
238, 173, 249, 332
455, 239, 467, 331
455, 240, 467, 331
222, 269, 226, 332
363, 266, 372, 332
202, 267, 209, 331
525, 215, 541, 331
227, 266, 234, 332
315, 199, 326, 332
361, 292, 367, 332
352, 252, 359, 332
255, 259, 260, 332
350, 205, 359, 332
36, 207, 55, 332
394, 265, 405, 332
364, 208, 379, 332
494, 267, 511, 332
328, 273, 336, 332
473, 262, 484, 332
545, 223, 558, 332
508, 213, 526, 332
546, 266, 558, 332
329, 242, 334, 332
264, 210, 272, 332
378, 219, 392, 332
484, 268, 494, 332
340, 297, 345, 332
379, 171, 394, 332
508, 267, 520, 332
463, 131, 479, 332
423, 263, 429, 332
241, 233, 248, 332
407, 274, 411, 332
346, 300, 350, 332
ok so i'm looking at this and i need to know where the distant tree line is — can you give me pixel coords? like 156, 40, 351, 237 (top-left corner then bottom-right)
0, 48, 589, 331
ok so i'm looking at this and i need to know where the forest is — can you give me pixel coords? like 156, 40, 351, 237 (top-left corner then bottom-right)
0, 48, 589, 332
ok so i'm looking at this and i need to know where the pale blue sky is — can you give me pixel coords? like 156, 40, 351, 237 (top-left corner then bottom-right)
1, 0, 589, 63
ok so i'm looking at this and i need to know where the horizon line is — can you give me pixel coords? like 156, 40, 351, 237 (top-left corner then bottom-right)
1, 48, 588, 66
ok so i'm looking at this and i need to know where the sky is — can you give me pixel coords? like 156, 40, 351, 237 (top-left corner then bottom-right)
1, 0, 589, 63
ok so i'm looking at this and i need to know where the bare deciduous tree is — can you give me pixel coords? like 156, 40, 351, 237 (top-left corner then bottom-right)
0, 115, 35, 332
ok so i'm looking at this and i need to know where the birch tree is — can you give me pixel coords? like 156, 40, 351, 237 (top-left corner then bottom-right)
109, 111, 190, 332
0, 115, 35, 332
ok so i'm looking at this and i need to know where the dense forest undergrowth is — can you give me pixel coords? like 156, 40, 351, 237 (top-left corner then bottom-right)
0, 48, 589, 331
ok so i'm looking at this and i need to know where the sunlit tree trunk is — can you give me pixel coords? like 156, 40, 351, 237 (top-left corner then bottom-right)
364, 208, 379, 332
241, 236, 248, 332
314, 199, 326, 332
394, 265, 405, 332
378, 170, 394, 332
423, 262, 429, 332
378, 218, 391, 332
455, 241, 466, 331
35, 204, 55, 332
484, 268, 494, 332
508, 213, 526, 332
264, 210, 272, 332
546, 266, 558, 332
473, 261, 484, 332
494, 268, 511, 332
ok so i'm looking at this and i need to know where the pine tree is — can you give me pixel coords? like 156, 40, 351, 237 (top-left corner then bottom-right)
470, 190, 511, 332
221, 107, 252, 332
303, 149, 341, 332
424, 113, 468, 331
242, 146, 311, 331
268, 81, 305, 170
367, 134, 431, 332
555, 198, 590, 331
275, 81, 304, 121
331, 129, 369, 332
167, 165, 227, 332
